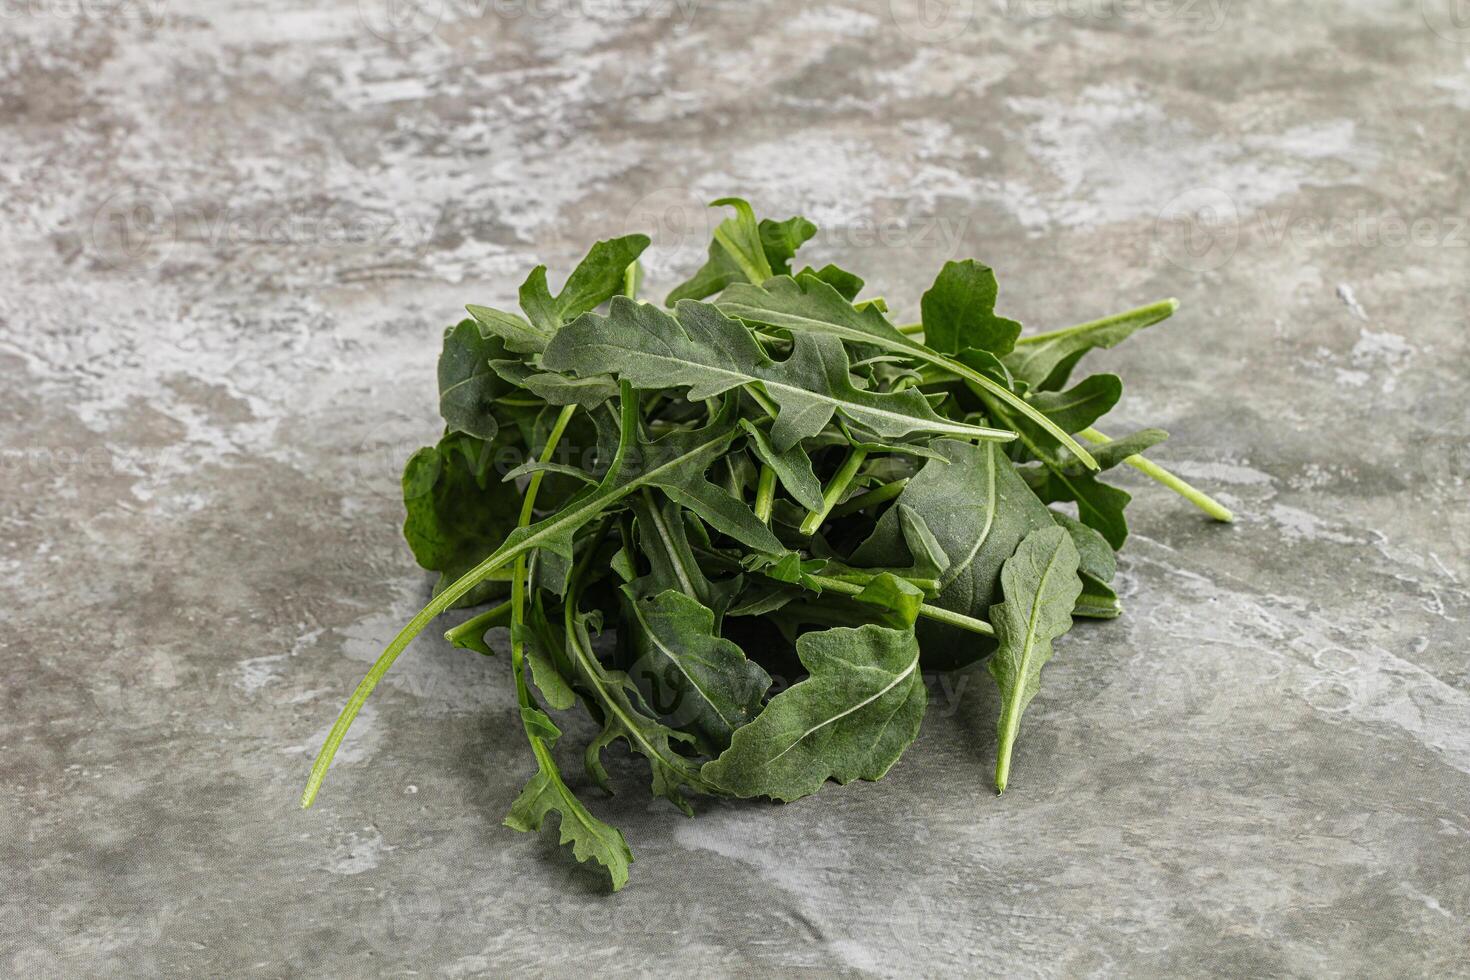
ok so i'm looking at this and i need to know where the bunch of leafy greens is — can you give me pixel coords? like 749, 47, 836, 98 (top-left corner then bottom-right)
302, 198, 1233, 891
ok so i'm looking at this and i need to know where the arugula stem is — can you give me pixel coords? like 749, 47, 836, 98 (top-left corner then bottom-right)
804, 573, 995, 637
941, 357, 1095, 469
754, 464, 777, 523
444, 599, 514, 653
800, 447, 868, 536
563, 518, 705, 793
1079, 427, 1234, 522
509, 402, 582, 724
747, 384, 780, 418
1012, 298, 1177, 346
299, 404, 579, 809
623, 258, 642, 301
828, 478, 908, 519
895, 321, 925, 336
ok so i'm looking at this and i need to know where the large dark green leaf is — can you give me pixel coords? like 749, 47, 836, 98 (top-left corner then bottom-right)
1021, 374, 1122, 438
701, 624, 925, 801
563, 608, 705, 814
1022, 466, 1132, 550
401, 434, 519, 607
920, 259, 1022, 356
849, 440, 1055, 668
987, 526, 1081, 794
621, 588, 771, 755
437, 318, 507, 441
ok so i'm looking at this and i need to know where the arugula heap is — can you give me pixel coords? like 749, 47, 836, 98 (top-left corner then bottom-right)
302, 198, 1232, 890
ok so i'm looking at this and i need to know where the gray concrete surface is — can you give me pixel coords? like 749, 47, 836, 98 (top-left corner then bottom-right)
3, 0, 1468, 975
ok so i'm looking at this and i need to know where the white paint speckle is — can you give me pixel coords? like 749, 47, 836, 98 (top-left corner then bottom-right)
1336, 283, 1368, 321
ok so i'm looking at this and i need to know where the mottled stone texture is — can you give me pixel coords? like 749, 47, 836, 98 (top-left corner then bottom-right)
2, 0, 1467, 975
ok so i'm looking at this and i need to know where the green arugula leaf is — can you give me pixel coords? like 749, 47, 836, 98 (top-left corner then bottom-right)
554, 235, 652, 322
1047, 512, 1122, 617
920, 259, 1023, 356
702, 624, 925, 802
666, 199, 814, 304
504, 705, 635, 891
542, 297, 1014, 451
1073, 574, 1122, 619
760, 215, 819, 275
465, 304, 549, 357
848, 440, 1055, 669
739, 419, 823, 512
564, 606, 705, 814
1050, 510, 1116, 583
1020, 373, 1122, 439
1022, 466, 1132, 550
517, 266, 560, 339
1003, 299, 1176, 391
622, 587, 771, 755
470, 235, 649, 353
798, 263, 863, 301
438, 319, 508, 441
716, 274, 1098, 468
987, 525, 1082, 794
401, 434, 519, 607
1065, 428, 1168, 473
521, 371, 620, 408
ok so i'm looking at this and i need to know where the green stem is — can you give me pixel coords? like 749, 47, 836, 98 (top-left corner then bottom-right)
746, 384, 779, 419
1012, 298, 1177, 346
300, 404, 579, 809
800, 447, 868, 536
508, 401, 581, 724
896, 321, 925, 336
754, 464, 776, 523
444, 599, 514, 654
828, 478, 908, 519
623, 258, 642, 300
804, 573, 995, 637
1079, 427, 1234, 522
